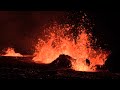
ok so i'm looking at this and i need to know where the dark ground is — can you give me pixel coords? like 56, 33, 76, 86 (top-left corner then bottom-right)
0, 56, 120, 80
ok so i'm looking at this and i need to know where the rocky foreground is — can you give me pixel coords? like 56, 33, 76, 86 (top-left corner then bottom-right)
0, 55, 120, 79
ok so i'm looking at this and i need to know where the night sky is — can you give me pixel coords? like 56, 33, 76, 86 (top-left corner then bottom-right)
0, 11, 65, 54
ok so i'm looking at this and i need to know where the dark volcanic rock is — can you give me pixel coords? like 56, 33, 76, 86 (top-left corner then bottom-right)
50, 54, 73, 69
0, 55, 120, 79
86, 59, 90, 66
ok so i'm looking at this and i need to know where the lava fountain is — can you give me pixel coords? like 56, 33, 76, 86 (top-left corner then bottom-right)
2, 47, 23, 57
33, 15, 110, 72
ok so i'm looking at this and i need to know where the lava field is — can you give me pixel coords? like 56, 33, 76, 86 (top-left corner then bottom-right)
0, 55, 120, 80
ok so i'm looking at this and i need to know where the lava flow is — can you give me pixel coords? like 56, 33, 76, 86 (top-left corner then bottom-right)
2, 47, 23, 57
33, 15, 110, 72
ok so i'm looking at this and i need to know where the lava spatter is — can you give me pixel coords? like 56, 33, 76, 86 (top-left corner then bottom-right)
2, 47, 23, 57
33, 14, 110, 72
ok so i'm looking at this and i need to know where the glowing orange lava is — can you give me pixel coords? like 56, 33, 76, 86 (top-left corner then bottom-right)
33, 20, 110, 72
2, 47, 23, 57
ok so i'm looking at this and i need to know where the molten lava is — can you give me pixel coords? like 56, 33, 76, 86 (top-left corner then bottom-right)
2, 47, 23, 57
33, 19, 110, 72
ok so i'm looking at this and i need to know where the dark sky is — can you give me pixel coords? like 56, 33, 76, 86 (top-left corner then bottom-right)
0, 11, 65, 54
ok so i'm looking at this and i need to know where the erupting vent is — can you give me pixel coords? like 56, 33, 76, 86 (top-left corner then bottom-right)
0, 12, 110, 72
2, 48, 23, 57
32, 14, 110, 72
